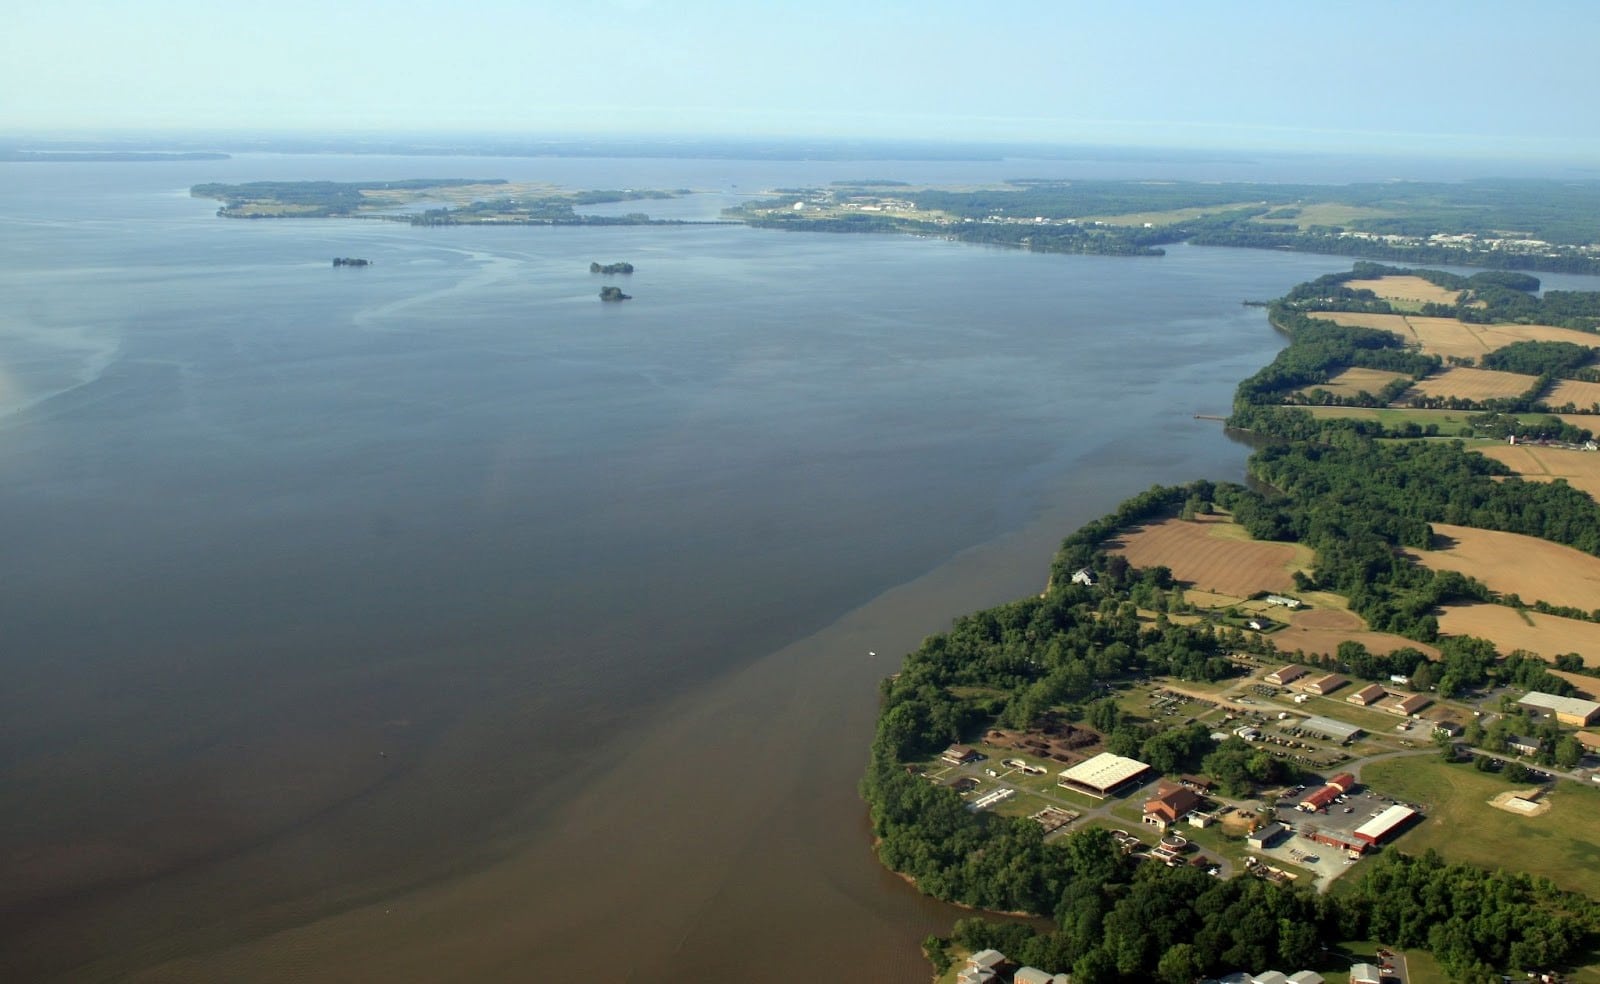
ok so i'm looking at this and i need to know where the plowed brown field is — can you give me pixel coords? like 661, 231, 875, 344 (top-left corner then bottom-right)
1297, 367, 1408, 399
1308, 311, 1415, 337
1437, 604, 1600, 666
1545, 378, 1600, 412
1406, 523, 1600, 611
1345, 276, 1462, 306
1104, 516, 1301, 596
1402, 367, 1538, 402
1271, 607, 1440, 660
1476, 444, 1600, 501
1307, 311, 1599, 362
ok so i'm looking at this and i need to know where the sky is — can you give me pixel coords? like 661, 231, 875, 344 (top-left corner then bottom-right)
4, 0, 1599, 159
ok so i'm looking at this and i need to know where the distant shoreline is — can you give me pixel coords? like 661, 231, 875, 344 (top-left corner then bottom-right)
2, 151, 230, 162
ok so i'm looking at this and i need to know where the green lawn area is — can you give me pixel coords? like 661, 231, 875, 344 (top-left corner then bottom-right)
1361, 755, 1600, 899
1302, 406, 1485, 429
1301, 406, 1573, 434
987, 789, 1060, 821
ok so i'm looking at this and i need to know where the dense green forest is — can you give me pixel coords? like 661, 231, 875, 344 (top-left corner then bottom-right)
862, 266, 1600, 981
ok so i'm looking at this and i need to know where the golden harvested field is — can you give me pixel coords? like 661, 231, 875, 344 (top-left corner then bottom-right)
1401, 366, 1537, 402
1295, 367, 1408, 399
1271, 607, 1439, 660
1476, 443, 1600, 500
1309, 311, 1600, 362
1405, 523, 1600, 611
1545, 378, 1600, 412
1308, 311, 1416, 337
1344, 276, 1462, 306
1482, 323, 1600, 349
1104, 515, 1303, 596
1549, 668, 1597, 698
1404, 317, 1495, 360
1437, 604, 1600, 665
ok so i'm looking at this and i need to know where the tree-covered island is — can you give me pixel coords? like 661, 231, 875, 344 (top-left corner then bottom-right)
868, 265, 1600, 983
190, 179, 699, 226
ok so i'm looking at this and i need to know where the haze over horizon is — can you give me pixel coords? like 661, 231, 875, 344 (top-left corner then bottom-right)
5, 0, 1599, 161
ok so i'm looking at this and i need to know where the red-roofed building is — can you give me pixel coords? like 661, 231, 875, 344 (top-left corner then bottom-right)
1297, 773, 1357, 812
1299, 785, 1339, 812
1142, 781, 1203, 830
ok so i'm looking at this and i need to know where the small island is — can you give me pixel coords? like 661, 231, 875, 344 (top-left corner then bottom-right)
599, 286, 631, 302
590, 261, 634, 274
332, 257, 370, 267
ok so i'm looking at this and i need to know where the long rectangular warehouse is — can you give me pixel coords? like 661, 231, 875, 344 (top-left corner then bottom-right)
1518, 691, 1600, 726
1354, 805, 1417, 846
1297, 716, 1363, 742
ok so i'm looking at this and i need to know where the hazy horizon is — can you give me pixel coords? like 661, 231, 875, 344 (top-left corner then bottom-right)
6, 1, 1599, 160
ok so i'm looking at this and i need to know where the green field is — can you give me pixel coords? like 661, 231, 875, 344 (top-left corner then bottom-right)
1301, 406, 1580, 434
1361, 756, 1600, 899
1301, 406, 1491, 430
1085, 202, 1263, 227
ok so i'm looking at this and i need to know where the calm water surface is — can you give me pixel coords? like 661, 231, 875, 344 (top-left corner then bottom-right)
1, 156, 1546, 982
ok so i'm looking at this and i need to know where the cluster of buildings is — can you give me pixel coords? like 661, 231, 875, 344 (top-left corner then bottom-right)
956, 949, 1068, 984
1265, 663, 1430, 716
1344, 681, 1430, 717
1334, 228, 1600, 262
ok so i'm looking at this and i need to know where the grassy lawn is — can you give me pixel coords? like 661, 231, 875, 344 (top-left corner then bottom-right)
987, 789, 1061, 821
1361, 755, 1600, 898
1302, 406, 1576, 434
1302, 406, 1484, 430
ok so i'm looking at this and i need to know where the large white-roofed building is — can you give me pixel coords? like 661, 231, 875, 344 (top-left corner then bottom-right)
1297, 716, 1363, 743
1057, 752, 1151, 799
1518, 691, 1600, 726
1354, 805, 1418, 847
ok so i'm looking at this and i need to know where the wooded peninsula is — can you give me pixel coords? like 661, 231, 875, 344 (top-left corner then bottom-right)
868, 266, 1600, 983
191, 176, 1600, 274
731, 178, 1600, 274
